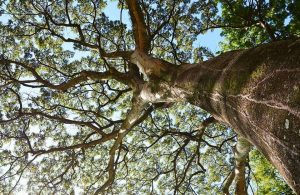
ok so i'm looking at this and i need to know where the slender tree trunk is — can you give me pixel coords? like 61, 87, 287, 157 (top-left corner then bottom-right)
173, 39, 300, 193
222, 137, 252, 195
234, 137, 251, 195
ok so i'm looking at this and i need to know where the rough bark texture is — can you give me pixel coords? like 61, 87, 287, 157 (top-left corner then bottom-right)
173, 39, 300, 193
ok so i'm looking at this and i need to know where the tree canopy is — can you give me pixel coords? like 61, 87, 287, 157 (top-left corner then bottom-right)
0, 0, 299, 194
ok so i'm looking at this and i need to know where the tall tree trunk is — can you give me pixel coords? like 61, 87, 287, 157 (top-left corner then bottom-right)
173, 39, 300, 193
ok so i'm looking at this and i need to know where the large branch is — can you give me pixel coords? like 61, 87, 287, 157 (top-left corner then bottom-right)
29, 131, 119, 155
0, 108, 106, 136
126, 0, 151, 52
94, 95, 156, 194
99, 49, 133, 59
0, 58, 133, 90
130, 49, 176, 79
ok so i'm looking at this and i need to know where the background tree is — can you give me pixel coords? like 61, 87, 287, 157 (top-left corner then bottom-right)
0, 0, 299, 194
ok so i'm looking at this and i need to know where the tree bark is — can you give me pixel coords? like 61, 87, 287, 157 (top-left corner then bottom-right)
132, 38, 300, 193
234, 137, 251, 195
173, 39, 300, 194
222, 137, 252, 195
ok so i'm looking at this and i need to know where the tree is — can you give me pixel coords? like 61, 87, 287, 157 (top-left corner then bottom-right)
0, 0, 299, 194
249, 149, 294, 194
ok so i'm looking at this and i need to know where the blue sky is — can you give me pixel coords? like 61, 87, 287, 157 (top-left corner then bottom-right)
196, 29, 223, 53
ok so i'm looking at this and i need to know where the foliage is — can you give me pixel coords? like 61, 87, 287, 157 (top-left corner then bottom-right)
249, 150, 294, 195
218, 0, 300, 51
0, 0, 298, 194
